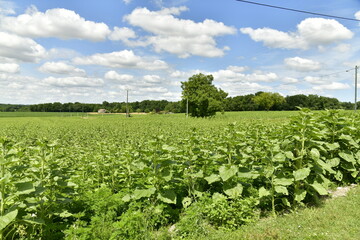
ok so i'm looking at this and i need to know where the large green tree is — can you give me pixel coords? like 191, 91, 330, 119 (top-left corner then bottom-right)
181, 73, 228, 117
253, 92, 285, 111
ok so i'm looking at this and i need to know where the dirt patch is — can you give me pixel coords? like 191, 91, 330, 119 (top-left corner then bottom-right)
328, 184, 357, 198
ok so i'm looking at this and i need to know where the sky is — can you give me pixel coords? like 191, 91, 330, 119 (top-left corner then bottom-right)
0, 0, 360, 104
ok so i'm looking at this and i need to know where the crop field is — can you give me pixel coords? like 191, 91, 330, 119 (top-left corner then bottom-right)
1, 110, 360, 239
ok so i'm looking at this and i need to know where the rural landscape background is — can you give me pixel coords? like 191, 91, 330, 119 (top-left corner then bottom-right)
1, 0, 360, 239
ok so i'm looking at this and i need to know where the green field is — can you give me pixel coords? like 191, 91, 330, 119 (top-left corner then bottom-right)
1, 110, 359, 239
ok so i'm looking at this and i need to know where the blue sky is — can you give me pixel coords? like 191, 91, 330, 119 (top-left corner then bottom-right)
0, 0, 360, 104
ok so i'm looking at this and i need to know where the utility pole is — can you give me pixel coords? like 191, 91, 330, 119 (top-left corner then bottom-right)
126, 90, 129, 118
355, 66, 358, 111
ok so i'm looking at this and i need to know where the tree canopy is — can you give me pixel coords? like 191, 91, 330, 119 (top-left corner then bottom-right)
181, 73, 228, 117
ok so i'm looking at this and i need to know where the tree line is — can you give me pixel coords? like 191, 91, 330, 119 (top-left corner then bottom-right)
1, 73, 355, 113
24, 93, 353, 114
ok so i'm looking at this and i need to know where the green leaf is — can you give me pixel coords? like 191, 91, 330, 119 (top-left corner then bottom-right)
212, 192, 227, 202
275, 186, 288, 195
282, 198, 291, 207
316, 160, 336, 174
204, 174, 220, 184
325, 142, 340, 151
219, 165, 238, 182
273, 178, 294, 186
273, 153, 286, 162
351, 171, 359, 178
15, 182, 35, 195
339, 152, 356, 163
309, 148, 320, 161
133, 187, 156, 200
223, 183, 243, 199
293, 168, 311, 181
311, 182, 328, 195
59, 210, 72, 218
329, 158, 340, 168
285, 151, 294, 159
237, 167, 259, 179
23, 218, 45, 225
0, 209, 18, 231
182, 197, 192, 208
162, 145, 176, 152
294, 188, 307, 202
259, 187, 271, 198
122, 194, 131, 202
335, 171, 343, 181
158, 190, 177, 204
161, 168, 173, 182
189, 170, 203, 178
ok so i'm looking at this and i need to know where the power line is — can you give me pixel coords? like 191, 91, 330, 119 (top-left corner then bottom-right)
272, 68, 355, 88
236, 0, 360, 22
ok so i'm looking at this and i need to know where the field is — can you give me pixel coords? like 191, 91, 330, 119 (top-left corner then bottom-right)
0, 110, 359, 239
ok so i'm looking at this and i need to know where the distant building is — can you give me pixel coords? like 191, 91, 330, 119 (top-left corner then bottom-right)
98, 109, 106, 113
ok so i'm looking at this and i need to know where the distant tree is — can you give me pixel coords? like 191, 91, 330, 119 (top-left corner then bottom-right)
181, 73, 228, 117
253, 92, 285, 111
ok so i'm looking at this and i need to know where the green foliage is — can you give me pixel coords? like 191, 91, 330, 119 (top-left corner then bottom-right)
253, 92, 285, 111
181, 73, 228, 117
0, 110, 360, 239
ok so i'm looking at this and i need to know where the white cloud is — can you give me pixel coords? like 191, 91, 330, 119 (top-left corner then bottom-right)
333, 43, 351, 53
355, 11, 360, 21
143, 75, 162, 84
123, 0, 132, 4
0, 1, 16, 15
47, 48, 80, 60
73, 50, 169, 70
284, 57, 322, 72
0, 31, 46, 62
39, 62, 86, 76
313, 82, 350, 90
43, 76, 104, 87
124, 7, 236, 58
104, 70, 134, 82
0, 6, 110, 41
241, 18, 353, 50
304, 76, 326, 85
108, 27, 137, 42
0, 63, 20, 73
282, 77, 299, 83
213, 67, 278, 83
219, 82, 272, 96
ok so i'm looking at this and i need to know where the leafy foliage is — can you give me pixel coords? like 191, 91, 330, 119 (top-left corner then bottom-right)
0, 109, 360, 239
181, 73, 228, 117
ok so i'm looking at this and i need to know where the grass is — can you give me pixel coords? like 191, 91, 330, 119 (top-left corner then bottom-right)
200, 186, 360, 240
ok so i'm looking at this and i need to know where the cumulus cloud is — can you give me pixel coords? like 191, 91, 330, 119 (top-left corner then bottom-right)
241, 18, 353, 50
219, 82, 272, 96
0, 63, 20, 73
304, 76, 326, 85
284, 57, 322, 72
0, 31, 46, 62
143, 75, 162, 84
313, 82, 350, 90
39, 62, 86, 76
0, 6, 110, 41
123, 7, 236, 58
43, 76, 104, 87
355, 11, 360, 21
212, 66, 278, 83
104, 70, 134, 82
0, 1, 16, 15
282, 77, 299, 83
73, 50, 169, 70
108, 27, 137, 42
